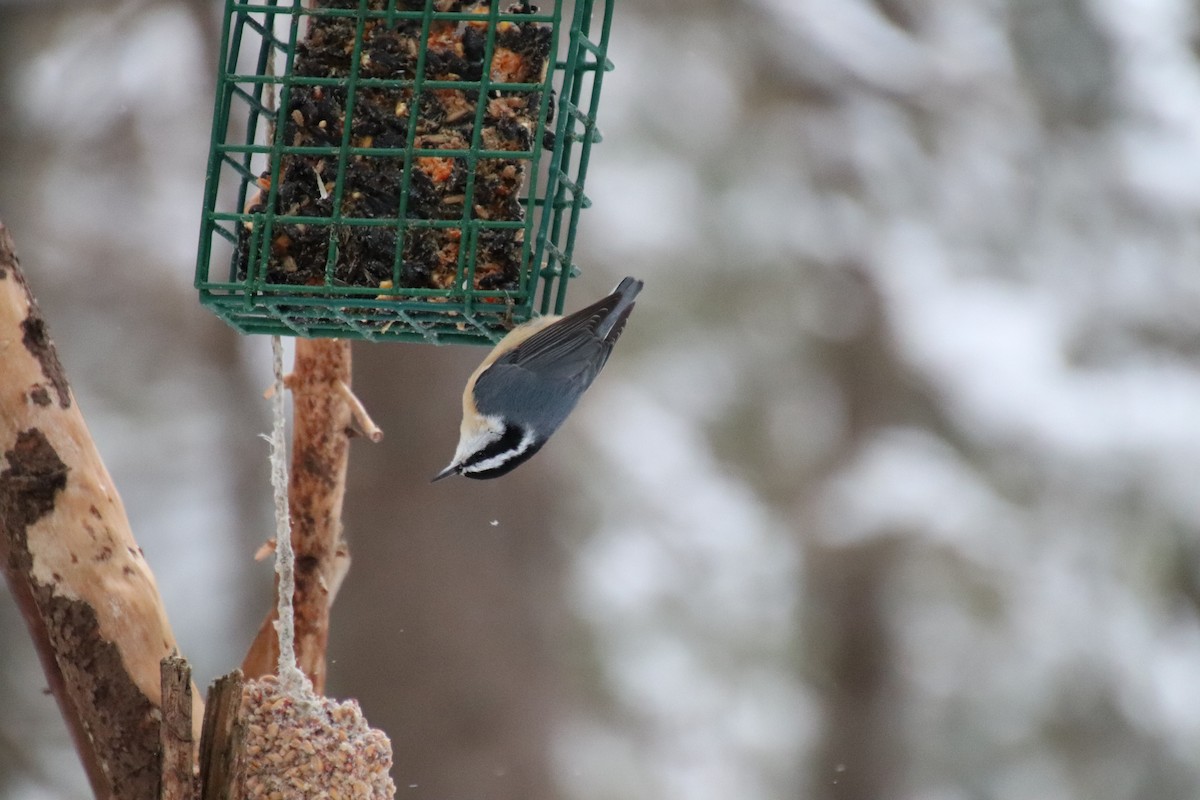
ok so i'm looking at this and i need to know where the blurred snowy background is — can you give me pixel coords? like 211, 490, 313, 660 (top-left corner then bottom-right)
2, 0, 1200, 798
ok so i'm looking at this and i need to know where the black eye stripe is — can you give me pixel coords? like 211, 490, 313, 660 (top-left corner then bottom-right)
463, 425, 527, 469
462, 440, 545, 480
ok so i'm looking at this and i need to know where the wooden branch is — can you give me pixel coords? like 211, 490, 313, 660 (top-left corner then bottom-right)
0, 222, 203, 799
337, 379, 384, 442
242, 339, 359, 693
160, 655, 196, 800
241, 539, 351, 683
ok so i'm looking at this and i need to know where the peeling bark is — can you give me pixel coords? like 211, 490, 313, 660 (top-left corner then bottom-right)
0, 222, 202, 800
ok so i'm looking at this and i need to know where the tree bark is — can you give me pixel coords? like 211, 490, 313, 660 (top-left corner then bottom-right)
0, 222, 203, 800
160, 655, 196, 800
197, 670, 246, 800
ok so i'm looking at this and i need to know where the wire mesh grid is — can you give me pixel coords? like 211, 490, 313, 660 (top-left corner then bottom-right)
195, 0, 613, 344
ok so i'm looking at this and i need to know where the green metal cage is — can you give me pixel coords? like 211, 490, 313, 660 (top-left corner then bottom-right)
195, 0, 614, 344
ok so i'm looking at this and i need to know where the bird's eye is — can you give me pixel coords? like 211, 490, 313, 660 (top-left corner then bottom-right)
464, 424, 525, 468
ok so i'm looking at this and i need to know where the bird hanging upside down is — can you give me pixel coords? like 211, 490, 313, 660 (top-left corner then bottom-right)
433, 276, 644, 481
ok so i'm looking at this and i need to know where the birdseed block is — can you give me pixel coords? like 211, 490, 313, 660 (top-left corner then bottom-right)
238, 0, 552, 293
198, 0, 615, 342
237, 676, 396, 799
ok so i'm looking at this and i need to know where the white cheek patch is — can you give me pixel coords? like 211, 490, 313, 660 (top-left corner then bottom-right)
461, 428, 537, 475
453, 415, 505, 465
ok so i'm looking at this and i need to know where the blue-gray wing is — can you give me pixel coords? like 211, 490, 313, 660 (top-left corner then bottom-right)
473, 277, 643, 431
496, 276, 642, 380
473, 362, 586, 433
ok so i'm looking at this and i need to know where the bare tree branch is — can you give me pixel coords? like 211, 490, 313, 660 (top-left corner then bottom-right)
242, 339, 361, 693
0, 221, 203, 800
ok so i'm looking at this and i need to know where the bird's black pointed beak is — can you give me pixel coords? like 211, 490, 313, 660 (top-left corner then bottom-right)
431, 463, 459, 483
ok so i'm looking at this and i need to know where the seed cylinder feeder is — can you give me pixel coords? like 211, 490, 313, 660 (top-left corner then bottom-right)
195, 0, 614, 344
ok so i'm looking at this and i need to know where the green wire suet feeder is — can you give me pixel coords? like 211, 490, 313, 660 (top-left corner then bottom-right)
195, 0, 614, 344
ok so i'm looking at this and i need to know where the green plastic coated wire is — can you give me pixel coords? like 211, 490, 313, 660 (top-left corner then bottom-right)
195, 0, 614, 345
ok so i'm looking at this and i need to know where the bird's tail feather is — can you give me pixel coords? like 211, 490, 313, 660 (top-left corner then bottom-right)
598, 276, 643, 342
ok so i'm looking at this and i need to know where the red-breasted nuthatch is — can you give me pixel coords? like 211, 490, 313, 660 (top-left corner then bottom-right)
432, 276, 644, 481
